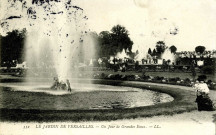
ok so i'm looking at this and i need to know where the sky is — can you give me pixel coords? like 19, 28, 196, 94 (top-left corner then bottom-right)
74, 0, 216, 53
1, 0, 216, 54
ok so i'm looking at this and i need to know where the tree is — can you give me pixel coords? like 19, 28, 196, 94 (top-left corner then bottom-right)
152, 49, 157, 56
99, 31, 111, 44
1, 29, 26, 66
195, 46, 206, 54
111, 25, 133, 53
197, 75, 207, 82
98, 25, 133, 57
148, 48, 152, 55
155, 41, 166, 58
127, 51, 136, 59
169, 45, 177, 53
111, 24, 128, 36
167, 59, 171, 65
98, 31, 114, 57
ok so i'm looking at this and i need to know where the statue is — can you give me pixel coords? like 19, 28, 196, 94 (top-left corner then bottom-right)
51, 77, 60, 90
51, 77, 72, 92
66, 79, 72, 92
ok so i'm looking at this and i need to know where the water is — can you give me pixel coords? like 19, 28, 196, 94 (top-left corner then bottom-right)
0, 0, 174, 111
0, 82, 173, 110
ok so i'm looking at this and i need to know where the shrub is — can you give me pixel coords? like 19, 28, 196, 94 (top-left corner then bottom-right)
169, 78, 176, 82
201, 66, 215, 74
175, 77, 181, 81
184, 78, 191, 86
208, 82, 216, 90
197, 75, 207, 82
207, 80, 212, 84
154, 76, 164, 82
126, 75, 136, 80
142, 75, 150, 80
114, 74, 122, 80
100, 73, 106, 79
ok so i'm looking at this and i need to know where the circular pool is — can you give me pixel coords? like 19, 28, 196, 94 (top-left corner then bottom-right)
0, 79, 197, 122
0, 82, 173, 110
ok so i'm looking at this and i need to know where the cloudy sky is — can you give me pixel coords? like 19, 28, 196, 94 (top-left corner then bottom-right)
74, 0, 216, 53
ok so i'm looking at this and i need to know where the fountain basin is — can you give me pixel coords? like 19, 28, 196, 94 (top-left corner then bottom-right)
0, 78, 197, 122
0, 82, 173, 110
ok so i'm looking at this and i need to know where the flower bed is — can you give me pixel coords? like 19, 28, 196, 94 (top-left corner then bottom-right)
92, 73, 216, 90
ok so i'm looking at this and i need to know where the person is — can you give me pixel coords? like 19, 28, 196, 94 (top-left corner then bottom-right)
196, 81, 209, 95
66, 79, 72, 92
193, 80, 214, 111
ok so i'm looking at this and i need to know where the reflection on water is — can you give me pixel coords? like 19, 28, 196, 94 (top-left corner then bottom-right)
0, 83, 174, 110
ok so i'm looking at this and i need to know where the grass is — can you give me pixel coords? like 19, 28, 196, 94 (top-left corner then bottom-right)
0, 79, 197, 122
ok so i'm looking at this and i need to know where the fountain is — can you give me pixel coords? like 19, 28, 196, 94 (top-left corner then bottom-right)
1, 0, 92, 84
161, 48, 176, 65
0, 0, 178, 122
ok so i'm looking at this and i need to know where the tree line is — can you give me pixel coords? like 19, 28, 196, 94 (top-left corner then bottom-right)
147, 41, 206, 58
0, 24, 208, 67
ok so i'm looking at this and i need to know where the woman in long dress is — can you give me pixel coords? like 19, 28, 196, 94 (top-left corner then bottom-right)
193, 81, 214, 111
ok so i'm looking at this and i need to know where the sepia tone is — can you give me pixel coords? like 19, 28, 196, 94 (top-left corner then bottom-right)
0, 0, 215, 135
